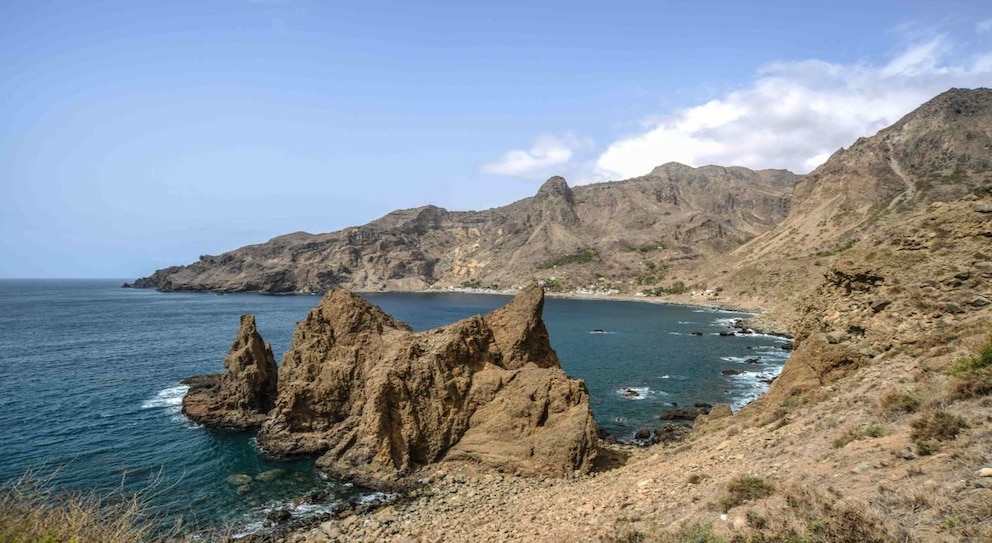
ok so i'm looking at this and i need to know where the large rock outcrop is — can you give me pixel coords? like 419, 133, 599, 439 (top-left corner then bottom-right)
256, 284, 598, 490
181, 314, 278, 429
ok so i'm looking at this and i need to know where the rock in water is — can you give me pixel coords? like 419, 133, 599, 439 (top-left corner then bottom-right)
182, 314, 278, 429
256, 284, 598, 490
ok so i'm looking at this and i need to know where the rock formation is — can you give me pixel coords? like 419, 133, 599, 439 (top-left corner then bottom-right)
256, 284, 598, 490
182, 314, 278, 429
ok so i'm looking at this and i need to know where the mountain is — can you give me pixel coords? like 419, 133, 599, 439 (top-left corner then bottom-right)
278, 87, 992, 542
132, 165, 796, 294
691, 87, 992, 326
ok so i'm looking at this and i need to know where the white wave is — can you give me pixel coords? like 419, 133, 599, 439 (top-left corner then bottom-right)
616, 386, 666, 400
713, 317, 740, 327
141, 385, 188, 413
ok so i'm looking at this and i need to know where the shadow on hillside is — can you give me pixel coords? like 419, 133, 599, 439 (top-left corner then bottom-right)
592, 446, 630, 473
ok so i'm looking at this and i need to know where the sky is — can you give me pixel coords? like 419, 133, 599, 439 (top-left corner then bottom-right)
1, 1, 990, 278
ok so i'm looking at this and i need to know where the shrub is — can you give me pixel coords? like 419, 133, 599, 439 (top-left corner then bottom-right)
910, 410, 969, 455
718, 475, 774, 512
655, 523, 724, 543
878, 389, 921, 417
947, 334, 992, 400
833, 422, 885, 448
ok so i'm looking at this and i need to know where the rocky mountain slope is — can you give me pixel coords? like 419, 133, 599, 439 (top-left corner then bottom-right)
132, 165, 795, 294
264, 87, 992, 543
688, 87, 992, 327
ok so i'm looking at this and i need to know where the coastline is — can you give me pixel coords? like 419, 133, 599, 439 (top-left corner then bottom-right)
410, 285, 795, 337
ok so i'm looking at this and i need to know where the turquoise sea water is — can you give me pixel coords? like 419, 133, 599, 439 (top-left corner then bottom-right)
0, 279, 789, 534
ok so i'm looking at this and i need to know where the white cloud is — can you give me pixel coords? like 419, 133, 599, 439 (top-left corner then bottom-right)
480, 134, 589, 179
595, 35, 992, 178
978, 18, 992, 33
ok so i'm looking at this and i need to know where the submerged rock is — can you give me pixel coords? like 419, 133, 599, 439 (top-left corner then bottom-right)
256, 284, 598, 490
182, 314, 278, 430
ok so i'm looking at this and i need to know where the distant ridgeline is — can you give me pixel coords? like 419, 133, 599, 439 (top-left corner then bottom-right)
131, 168, 796, 294
133, 88, 992, 313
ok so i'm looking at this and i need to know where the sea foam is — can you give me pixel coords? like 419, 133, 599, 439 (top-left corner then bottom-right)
141, 385, 189, 413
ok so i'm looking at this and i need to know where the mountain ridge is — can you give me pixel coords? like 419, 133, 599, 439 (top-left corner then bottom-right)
132, 164, 797, 294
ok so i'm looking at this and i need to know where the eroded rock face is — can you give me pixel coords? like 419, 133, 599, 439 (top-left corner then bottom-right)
182, 314, 278, 429
256, 284, 598, 490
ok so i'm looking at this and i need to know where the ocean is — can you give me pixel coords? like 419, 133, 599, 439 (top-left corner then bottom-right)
0, 279, 789, 534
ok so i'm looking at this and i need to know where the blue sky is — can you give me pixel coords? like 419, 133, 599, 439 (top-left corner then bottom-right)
1, 0, 990, 278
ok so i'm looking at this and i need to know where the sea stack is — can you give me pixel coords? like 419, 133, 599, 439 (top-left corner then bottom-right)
256, 284, 599, 490
181, 314, 278, 429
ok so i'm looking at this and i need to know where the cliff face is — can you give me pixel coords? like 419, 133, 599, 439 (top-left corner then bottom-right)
242, 284, 599, 490
181, 314, 278, 429
133, 166, 796, 294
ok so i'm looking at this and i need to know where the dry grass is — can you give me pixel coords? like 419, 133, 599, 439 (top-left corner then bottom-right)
740, 484, 910, 543
947, 332, 992, 400
910, 409, 969, 455
0, 470, 187, 543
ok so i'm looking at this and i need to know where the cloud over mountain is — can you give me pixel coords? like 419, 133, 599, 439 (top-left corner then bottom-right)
482, 34, 992, 183
595, 36, 992, 178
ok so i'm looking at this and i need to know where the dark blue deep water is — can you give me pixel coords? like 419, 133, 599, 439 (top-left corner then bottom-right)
0, 279, 789, 534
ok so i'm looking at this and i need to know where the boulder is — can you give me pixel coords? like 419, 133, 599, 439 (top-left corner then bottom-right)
652, 423, 692, 444
182, 314, 278, 429
256, 284, 598, 490
694, 403, 734, 431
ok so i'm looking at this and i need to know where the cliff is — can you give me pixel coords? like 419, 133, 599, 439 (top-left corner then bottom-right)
181, 314, 278, 430
181, 285, 598, 490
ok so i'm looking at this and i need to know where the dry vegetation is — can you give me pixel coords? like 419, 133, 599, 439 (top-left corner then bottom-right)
0, 471, 186, 543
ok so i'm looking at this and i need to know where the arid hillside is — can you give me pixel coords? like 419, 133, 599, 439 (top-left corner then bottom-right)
132, 165, 796, 294
273, 88, 992, 543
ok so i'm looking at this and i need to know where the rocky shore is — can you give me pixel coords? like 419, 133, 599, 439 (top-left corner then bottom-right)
178, 89, 992, 542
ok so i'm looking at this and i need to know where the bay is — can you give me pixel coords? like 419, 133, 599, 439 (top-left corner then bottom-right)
0, 279, 788, 533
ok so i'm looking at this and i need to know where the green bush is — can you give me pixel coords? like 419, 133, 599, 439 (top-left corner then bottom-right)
539, 248, 599, 269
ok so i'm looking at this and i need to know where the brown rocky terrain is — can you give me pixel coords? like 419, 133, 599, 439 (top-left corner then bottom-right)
132, 166, 796, 295
181, 314, 278, 430
257, 284, 598, 490
258, 88, 992, 542
185, 285, 598, 491
680, 87, 992, 328
164, 88, 992, 542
